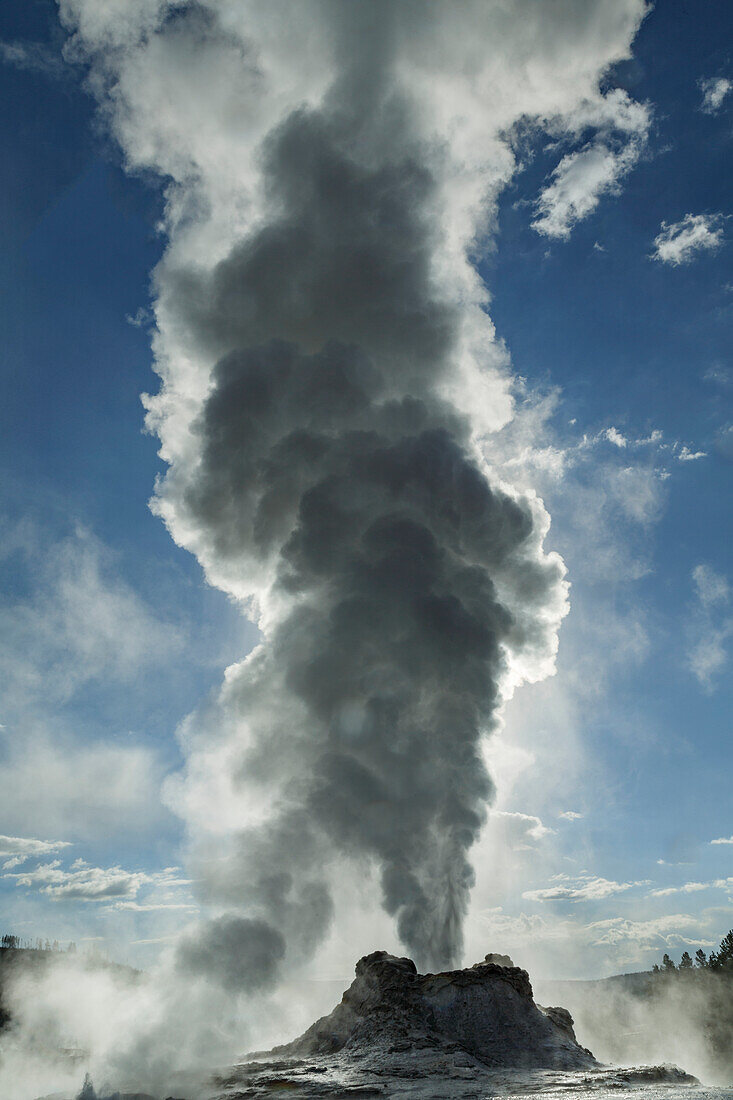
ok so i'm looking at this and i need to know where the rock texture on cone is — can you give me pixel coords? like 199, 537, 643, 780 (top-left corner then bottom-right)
213, 954, 701, 1097
263, 950, 596, 1070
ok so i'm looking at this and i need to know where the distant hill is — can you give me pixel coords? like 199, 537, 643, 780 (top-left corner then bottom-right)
0, 944, 139, 1031
535, 969, 655, 999
535, 966, 733, 1084
0, 946, 58, 1028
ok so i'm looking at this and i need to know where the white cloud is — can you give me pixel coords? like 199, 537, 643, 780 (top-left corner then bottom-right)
649, 882, 709, 897
532, 88, 650, 240
604, 426, 628, 448
6, 859, 149, 901
0, 835, 72, 871
0, 522, 182, 711
0, 728, 170, 842
649, 876, 733, 898
469, 394, 682, 967
677, 446, 707, 461
125, 305, 152, 328
587, 913, 714, 949
482, 394, 694, 586
0, 40, 65, 78
692, 564, 729, 607
112, 900, 198, 912
481, 390, 673, 582
465, 384, 727, 960
468, 906, 715, 977
0, 517, 183, 845
652, 213, 725, 266
687, 564, 732, 689
704, 364, 733, 388
715, 423, 733, 460
598, 426, 664, 452
491, 811, 555, 848
4, 858, 190, 902
523, 873, 648, 903
533, 140, 641, 240
700, 76, 732, 114
711, 836, 733, 846
607, 465, 666, 525
688, 633, 731, 687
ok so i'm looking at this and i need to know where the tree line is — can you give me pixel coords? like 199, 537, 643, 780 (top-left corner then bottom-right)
1, 933, 77, 953
653, 929, 733, 974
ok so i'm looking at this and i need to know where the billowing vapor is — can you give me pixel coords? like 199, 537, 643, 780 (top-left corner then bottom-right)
63, 0, 647, 986
143, 4, 570, 975
2, 0, 653, 1094
536, 971, 733, 1087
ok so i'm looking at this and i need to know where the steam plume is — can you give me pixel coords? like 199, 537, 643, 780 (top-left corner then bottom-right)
145, 5, 566, 974
30, 0, 649, 1061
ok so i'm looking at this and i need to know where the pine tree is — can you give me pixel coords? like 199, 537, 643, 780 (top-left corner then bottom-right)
662, 953, 676, 972
78, 1073, 97, 1100
679, 951, 693, 969
718, 931, 733, 967
695, 948, 707, 968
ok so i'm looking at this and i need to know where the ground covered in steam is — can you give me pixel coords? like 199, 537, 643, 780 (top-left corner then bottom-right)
209, 1063, 721, 1099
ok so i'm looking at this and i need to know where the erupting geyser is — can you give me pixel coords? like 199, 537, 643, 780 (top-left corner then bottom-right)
46, 3, 652, 1081
131, 0, 571, 984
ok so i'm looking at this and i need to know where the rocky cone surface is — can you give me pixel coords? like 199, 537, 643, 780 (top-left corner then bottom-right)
268, 950, 596, 1070
212, 953, 700, 1098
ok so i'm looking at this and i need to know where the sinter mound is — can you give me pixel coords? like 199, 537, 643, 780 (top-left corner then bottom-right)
264, 950, 596, 1070
221, 953, 699, 1097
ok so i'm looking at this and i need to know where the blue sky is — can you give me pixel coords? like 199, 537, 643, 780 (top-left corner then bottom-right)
0, 0, 731, 979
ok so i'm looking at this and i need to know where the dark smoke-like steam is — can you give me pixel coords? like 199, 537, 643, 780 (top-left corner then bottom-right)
161, 82, 563, 974
64, 0, 663, 1002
